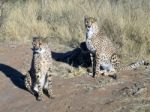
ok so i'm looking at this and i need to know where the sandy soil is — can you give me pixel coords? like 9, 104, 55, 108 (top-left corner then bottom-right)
0, 42, 150, 112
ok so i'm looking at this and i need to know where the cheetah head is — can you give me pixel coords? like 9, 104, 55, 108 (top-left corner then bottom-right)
84, 16, 98, 30
84, 16, 99, 39
32, 37, 48, 54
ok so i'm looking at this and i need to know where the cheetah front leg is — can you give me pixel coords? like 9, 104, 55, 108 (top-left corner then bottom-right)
45, 68, 54, 99
34, 73, 43, 101
91, 53, 96, 77
88, 53, 96, 77
25, 71, 34, 95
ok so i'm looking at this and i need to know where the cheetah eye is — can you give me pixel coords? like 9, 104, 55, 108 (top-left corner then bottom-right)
33, 43, 36, 46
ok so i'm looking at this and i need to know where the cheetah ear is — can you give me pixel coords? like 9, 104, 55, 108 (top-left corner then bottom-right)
32, 37, 39, 45
43, 37, 49, 43
84, 15, 88, 21
32, 37, 37, 41
93, 17, 97, 22
32, 36, 42, 40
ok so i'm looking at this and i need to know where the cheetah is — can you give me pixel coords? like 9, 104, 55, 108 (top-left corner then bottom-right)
84, 16, 149, 78
25, 37, 54, 101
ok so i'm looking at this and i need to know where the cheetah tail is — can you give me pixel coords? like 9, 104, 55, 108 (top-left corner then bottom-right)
119, 60, 150, 71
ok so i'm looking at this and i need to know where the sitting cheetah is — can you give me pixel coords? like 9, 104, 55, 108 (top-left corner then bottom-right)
84, 16, 149, 78
25, 37, 54, 101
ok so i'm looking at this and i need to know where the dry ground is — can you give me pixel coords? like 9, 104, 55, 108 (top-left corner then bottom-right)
0, 42, 150, 112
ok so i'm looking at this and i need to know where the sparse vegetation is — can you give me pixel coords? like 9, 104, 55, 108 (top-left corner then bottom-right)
0, 0, 150, 61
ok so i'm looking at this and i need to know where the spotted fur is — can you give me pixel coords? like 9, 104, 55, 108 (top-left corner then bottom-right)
84, 16, 149, 78
84, 16, 117, 78
25, 37, 54, 101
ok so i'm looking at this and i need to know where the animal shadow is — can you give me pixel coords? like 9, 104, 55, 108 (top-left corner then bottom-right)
0, 64, 26, 90
51, 42, 91, 68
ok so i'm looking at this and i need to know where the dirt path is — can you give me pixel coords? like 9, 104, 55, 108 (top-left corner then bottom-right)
0, 43, 150, 112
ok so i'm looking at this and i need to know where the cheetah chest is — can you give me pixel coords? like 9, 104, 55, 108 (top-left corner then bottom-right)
34, 57, 51, 91
86, 39, 96, 53
41, 57, 51, 72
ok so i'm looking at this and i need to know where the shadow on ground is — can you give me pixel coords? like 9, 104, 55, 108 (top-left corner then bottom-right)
0, 42, 90, 92
0, 64, 25, 90
52, 42, 91, 68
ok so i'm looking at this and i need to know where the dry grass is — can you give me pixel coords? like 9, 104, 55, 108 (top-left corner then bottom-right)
0, 0, 150, 61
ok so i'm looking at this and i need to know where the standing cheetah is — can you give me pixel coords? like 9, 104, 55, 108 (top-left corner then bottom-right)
84, 16, 149, 78
25, 37, 54, 101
